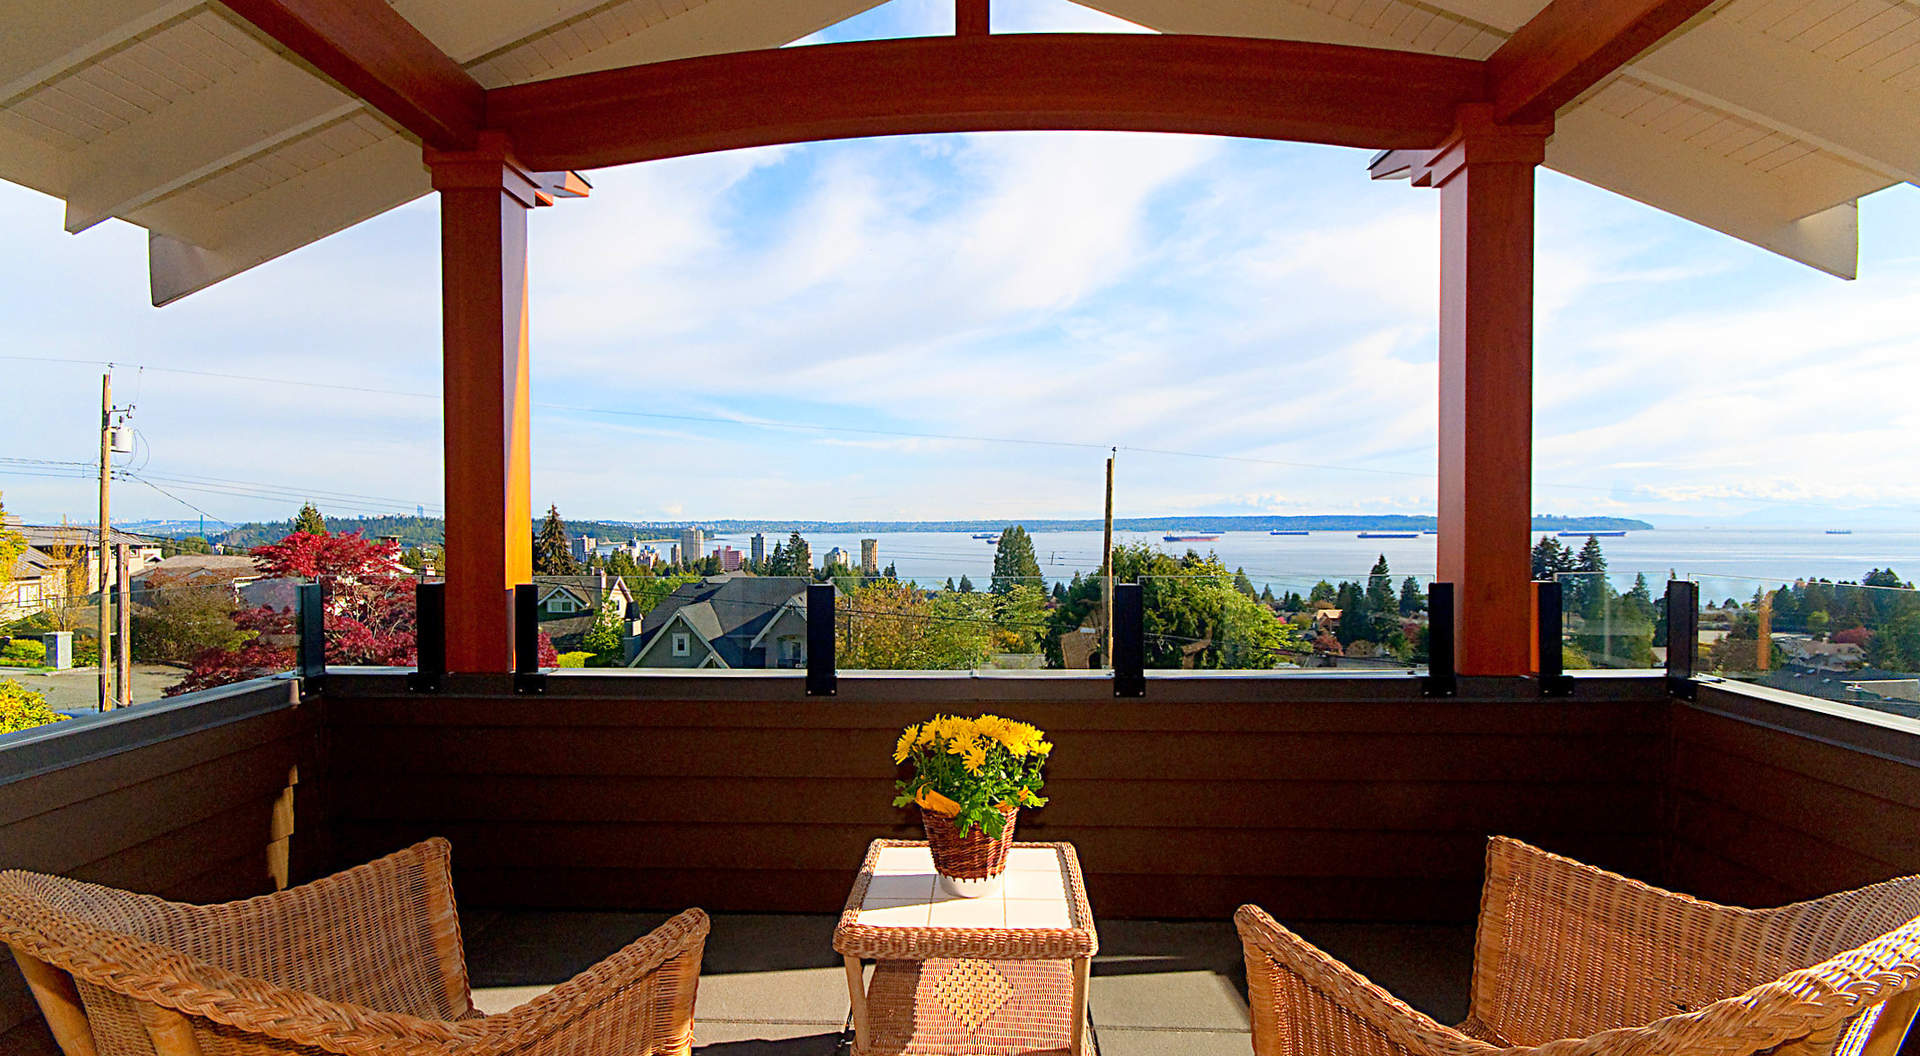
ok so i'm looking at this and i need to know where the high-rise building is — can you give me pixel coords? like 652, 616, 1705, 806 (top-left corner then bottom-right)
678, 527, 705, 563
750, 532, 766, 567
860, 538, 878, 576
824, 547, 853, 569
713, 545, 743, 572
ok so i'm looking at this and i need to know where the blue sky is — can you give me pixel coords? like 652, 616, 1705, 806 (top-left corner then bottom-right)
3, 0, 1920, 530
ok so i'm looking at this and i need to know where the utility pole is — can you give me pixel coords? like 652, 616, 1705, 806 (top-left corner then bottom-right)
116, 544, 131, 707
97, 373, 112, 711
1103, 449, 1115, 668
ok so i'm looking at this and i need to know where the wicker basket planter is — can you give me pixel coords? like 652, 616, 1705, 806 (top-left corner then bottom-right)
922, 802, 1018, 897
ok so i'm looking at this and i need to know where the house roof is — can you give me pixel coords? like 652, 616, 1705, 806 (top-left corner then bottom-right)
9, 522, 155, 550
636, 574, 814, 667
1, 0, 1910, 302
132, 553, 262, 582
9, 546, 61, 582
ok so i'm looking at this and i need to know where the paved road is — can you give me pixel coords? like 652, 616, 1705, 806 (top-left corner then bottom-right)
5, 664, 187, 713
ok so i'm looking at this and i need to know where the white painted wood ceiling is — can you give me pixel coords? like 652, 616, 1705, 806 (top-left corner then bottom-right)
2, 0, 1912, 304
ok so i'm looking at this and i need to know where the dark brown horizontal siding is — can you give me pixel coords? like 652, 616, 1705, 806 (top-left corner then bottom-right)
0, 679, 308, 1049
1667, 686, 1920, 907
324, 672, 1669, 921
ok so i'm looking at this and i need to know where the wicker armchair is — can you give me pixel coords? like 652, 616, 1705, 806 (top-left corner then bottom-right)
1236, 837, 1920, 1056
0, 839, 709, 1056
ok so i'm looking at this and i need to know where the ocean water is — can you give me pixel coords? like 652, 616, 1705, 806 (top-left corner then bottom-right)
701, 528, 1920, 594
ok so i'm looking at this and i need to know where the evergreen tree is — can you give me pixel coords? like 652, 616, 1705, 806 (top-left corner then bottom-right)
768, 542, 788, 576
1570, 535, 1609, 611
580, 594, 624, 666
534, 505, 579, 575
1233, 568, 1257, 598
1052, 581, 1068, 602
944, 577, 957, 592
990, 526, 1044, 593
786, 532, 812, 576
957, 574, 975, 593
1398, 576, 1426, 616
882, 562, 898, 580
1308, 580, 1336, 604
1335, 581, 1367, 646
291, 502, 328, 537
1365, 555, 1396, 612
1530, 536, 1574, 580
1259, 584, 1276, 607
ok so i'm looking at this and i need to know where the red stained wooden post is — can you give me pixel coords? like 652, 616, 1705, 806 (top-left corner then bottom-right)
427, 132, 541, 673
1429, 107, 1549, 676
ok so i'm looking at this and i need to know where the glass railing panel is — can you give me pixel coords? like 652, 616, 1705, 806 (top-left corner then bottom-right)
1687, 572, 1920, 719
1549, 570, 1666, 671
610, 574, 814, 670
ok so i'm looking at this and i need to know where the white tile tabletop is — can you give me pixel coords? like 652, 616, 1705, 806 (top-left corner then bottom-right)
854, 843, 1079, 930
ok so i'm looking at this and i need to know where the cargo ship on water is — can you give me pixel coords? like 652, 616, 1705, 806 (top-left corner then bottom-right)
1163, 532, 1220, 542
1356, 531, 1419, 539
1268, 530, 1309, 536
1559, 530, 1627, 537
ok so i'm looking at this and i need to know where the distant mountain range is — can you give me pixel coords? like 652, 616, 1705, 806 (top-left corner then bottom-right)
119, 512, 1652, 546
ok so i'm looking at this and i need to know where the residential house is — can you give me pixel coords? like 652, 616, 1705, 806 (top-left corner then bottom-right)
533, 573, 635, 651
1779, 637, 1867, 672
2, 547, 71, 622
8, 520, 162, 594
625, 574, 824, 669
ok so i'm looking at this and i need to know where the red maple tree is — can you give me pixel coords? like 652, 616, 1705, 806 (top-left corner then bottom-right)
171, 530, 555, 694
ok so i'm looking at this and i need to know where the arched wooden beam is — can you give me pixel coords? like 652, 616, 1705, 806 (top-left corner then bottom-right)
486, 34, 1489, 172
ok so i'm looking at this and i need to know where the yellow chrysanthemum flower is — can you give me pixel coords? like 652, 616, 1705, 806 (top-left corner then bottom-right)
962, 740, 989, 774
894, 725, 919, 765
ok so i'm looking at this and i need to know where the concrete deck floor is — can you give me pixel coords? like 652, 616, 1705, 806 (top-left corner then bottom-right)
464, 911, 1475, 1056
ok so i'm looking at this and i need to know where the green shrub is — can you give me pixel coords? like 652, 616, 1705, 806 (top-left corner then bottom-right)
555, 651, 592, 668
0, 638, 47, 668
0, 679, 67, 735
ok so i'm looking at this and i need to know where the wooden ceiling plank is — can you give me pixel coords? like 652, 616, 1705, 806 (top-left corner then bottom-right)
0, 0, 200, 105
61, 58, 354, 232
215, 0, 482, 148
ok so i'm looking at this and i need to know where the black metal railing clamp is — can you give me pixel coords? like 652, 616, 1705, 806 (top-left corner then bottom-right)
1665, 579, 1699, 701
407, 580, 446, 693
1422, 582, 1457, 697
1113, 581, 1145, 698
807, 582, 837, 697
1536, 580, 1574, 698
297, 581, 326, 694
513, 583, 547, 695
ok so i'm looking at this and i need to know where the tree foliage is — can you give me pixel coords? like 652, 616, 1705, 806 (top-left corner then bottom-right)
130, 571, 245, 664
839, 581, 996, 670
0, 492, 25, 594
990, 526, 1043, 593
534, 505, 580, 575
291, 502, 328, 537
0, 678, 67, 734
1044, 544, 1307, 670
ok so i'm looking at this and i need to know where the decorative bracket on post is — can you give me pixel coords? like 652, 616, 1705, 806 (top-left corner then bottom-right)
1665, 579, 1699, 700
807, 582, 837, 697
1113, 581, 1144, 698
513, 583, 547, 695
1423, 582, 1457, 697
408, 581, 446, 693
1536, 580, 1574, 697
297, 581, 325, 693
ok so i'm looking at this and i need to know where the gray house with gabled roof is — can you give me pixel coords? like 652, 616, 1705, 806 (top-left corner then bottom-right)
625, 574, 831, 669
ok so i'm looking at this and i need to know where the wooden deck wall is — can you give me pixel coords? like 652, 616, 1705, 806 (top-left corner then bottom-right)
1666, 683, 1920, 908
0, 677, 312, 1055
323, 671, 1671, 922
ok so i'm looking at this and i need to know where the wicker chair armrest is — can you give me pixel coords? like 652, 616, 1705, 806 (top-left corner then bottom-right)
1235, 906, 1497, 1056
464, 908, 710, 1055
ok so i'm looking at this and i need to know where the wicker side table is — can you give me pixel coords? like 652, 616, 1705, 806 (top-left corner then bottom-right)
833, 840, 1099, 1056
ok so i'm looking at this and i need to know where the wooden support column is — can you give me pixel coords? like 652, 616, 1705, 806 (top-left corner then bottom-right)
426, 132, 539, 673
1432, 108, 1548, 676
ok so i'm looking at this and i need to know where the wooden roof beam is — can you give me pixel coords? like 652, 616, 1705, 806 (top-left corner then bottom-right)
216, 0, 483, 149
1486, 0, 1718, 125
486, 33, 1488, 172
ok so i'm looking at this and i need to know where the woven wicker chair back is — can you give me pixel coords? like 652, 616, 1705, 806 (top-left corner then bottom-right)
1470, 838, 1920, 1054
0, 841, 473, 1056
